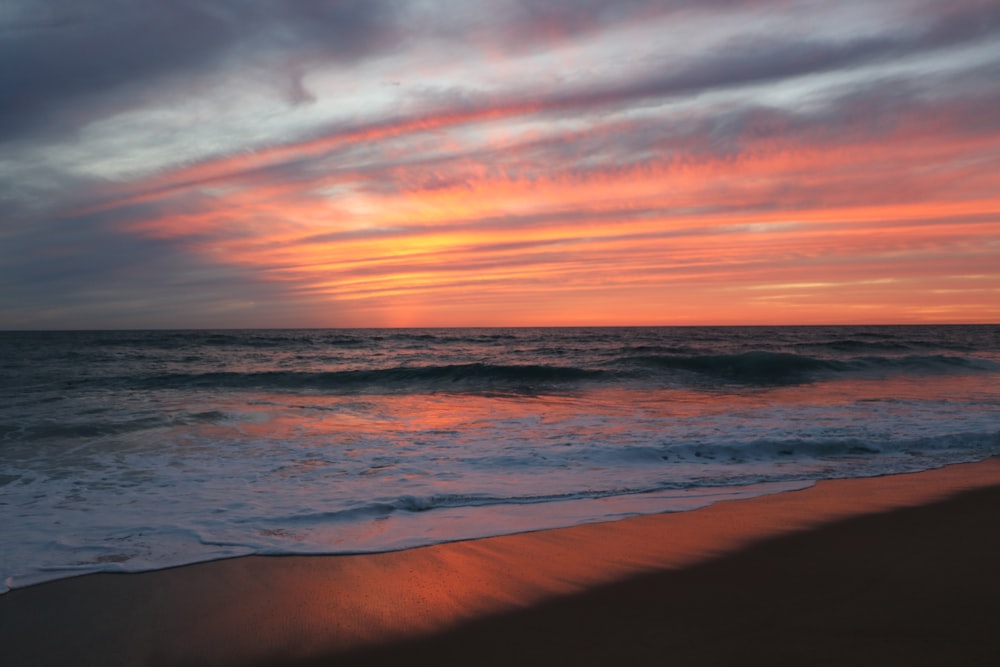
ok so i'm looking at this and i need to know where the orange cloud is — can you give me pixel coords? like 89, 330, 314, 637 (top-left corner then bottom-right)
63, 63, 999, 327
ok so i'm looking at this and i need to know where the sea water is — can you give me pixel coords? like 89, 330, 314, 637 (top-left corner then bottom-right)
2, 326, 998, 591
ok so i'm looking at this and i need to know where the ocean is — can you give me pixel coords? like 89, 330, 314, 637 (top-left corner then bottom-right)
2, 325, 998, 592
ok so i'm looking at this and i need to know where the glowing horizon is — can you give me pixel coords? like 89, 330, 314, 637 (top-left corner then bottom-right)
2, 1, 999, 328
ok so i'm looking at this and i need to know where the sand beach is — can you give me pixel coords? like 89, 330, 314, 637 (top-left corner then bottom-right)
3, 457, 1000, 666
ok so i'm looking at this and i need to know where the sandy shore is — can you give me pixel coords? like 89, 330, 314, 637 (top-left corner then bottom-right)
3, 458, 1000, 666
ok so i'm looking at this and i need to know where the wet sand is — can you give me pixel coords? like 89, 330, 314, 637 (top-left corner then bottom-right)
3, 458, 1000, 666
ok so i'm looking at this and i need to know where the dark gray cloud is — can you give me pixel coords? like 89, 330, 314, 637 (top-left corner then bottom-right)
6, 0, 993, 156
210, 1, 1000, 181
0, 0, 397, 141
132, 37, 999, 202
430, 0, 781, 52
546, 2, 1000, 114
0, 197, 291, 328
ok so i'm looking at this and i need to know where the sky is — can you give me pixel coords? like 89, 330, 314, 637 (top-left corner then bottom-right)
2, 0, 999, 329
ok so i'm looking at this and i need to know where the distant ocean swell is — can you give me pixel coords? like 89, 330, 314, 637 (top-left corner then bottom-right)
620, 351, 997, 384
46, 352, 1000, 395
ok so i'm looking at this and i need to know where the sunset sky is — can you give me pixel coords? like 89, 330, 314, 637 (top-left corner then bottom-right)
2, 0, 999, 328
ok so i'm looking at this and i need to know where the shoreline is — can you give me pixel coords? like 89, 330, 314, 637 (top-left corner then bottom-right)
3, 458, 1000, 665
